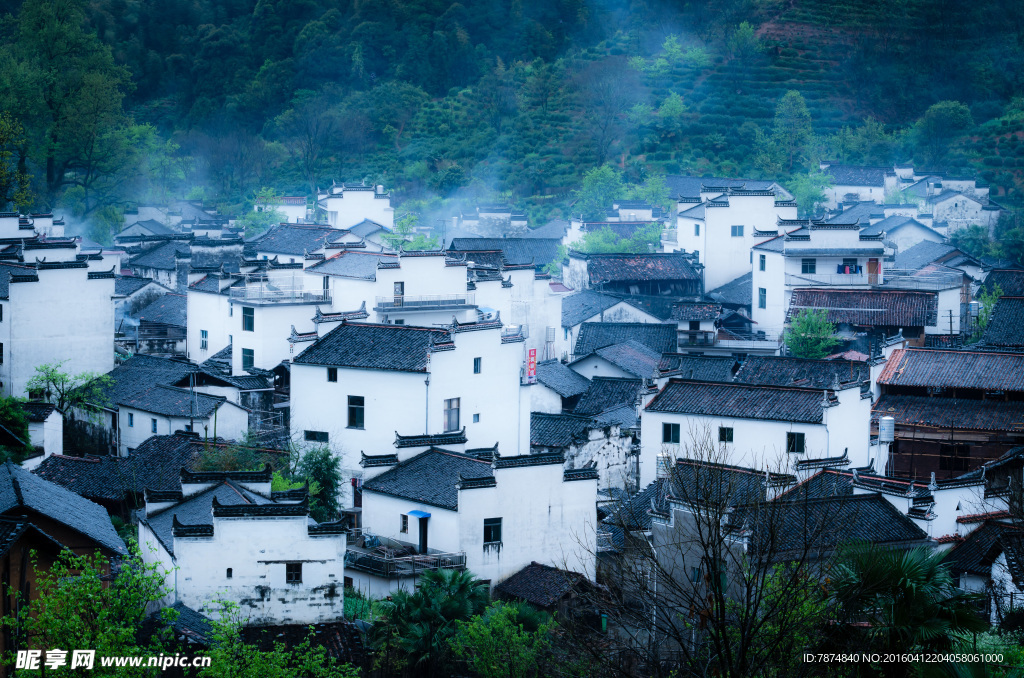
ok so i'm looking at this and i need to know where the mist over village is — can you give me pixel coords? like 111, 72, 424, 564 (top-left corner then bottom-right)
0, 0, 1023, 675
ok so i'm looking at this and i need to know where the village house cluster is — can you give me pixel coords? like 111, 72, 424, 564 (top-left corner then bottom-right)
2, 164, 1022, 661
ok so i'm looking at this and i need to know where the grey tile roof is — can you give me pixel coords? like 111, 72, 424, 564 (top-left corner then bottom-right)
658, 354, 736, 381
34, 433, 203, 502
945, 521, 1024, 577
590, 341, 661, 379
574, 377, 642, 416
362, 448, 493, 510
346, 219, 389, 237
646, 380, 826, 424
575, 322, 677, 355
734, 356, 868, 389
0, 461, 126, 554
860, 215, 940, 238
535, 360, 591, 398
251, 224, 342, 256
670, 302, 721, 321
822, 164, 892, 187
129, 241, 190, 270
146, 481, 275, 555
86, 355, 199, 409
493, 561, 589, 608
789, 288, 938, 327
982, 296, 1024, 348
530, 412, 597, 448
293, 322, 450, 372
448, 238, 563, 267
983, 270, 1024, 297
307, 251, 397, 279
825, 201, 881, 225
892, 241, 960, 271
115, 276, 161, 296
0, 518, 63, 558
18, 402, 55, 422
707, 272, 752, 307
137, 292, 186, 327
561, 290, 623, 328
877, 348, 1024, 392
584, 253, 699, 284
525, 219, 568, 239
592, 403, 638, 429
872, 394, 1024, 432
117, 384, 225, 418
664, 175, 777, 199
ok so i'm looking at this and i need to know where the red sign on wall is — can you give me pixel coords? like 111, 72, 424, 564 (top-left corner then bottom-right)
527, 348, 537, 383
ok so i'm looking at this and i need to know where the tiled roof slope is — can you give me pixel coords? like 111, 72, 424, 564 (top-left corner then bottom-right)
877, 348, 1024, 392
85, 355, 199, 409
872, 395, 1024, 432
307, 251, 396, 280
530, 412, 596, 448
362, 448, 493, 510
115, 275, 160, 296
892, 241, 960, 271
670, 302, 720, 321
573, 377, 642, 416
0, 462, 125, 554
118, 384, 225, 418
535, 360, 591, 398
663, 175, 777, 199
250, 224, 341, 255
591, 341, 661, 379
822, 164, 892, 187
137, 292, 187, 326
983, 270, 1024, 297
982, 297, 1024, 348
34, 433, 202, 502
707, 272, 752, 307
789, 288, 937, 327
734, 356, 868, 389
18, 402, 55, 422
494, 562, 589, 608
146, 481, 276, 555
574, 322, 676, 356
448, 238, 562, 267
658, 354, 736, 381
128, 241, 190, 270
561, 290, 623, 328
646, 380, 826, 424
585, 253, 699, 284
945, 521, 1024, 578
293, 323, 449, 372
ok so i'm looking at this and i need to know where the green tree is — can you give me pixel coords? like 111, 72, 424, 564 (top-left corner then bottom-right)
28, 361, 112, 414
951, 224, 996, 261
916, 101, 974, 164
785, 309, 839, 359
727, 22, 762, 62
200, 601, 359, 678
830, 545, 987, 671
788, 168, 833, 217
656, 92, 687, 136
2, 541, 171, 675
574, 165, 623, 221
236, 187, 286, 237
772, 91, 815, 173
299, 446, 343, 523
0, 113, 32, 210
371, 569, 489, 677
450, 601, 554, 678
972, 282, 1004, 342
0, 396, 31, 462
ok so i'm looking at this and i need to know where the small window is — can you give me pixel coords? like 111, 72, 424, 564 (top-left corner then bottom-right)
285, 562, 302, 584
226, 568, 233, 579
304, 430, 328, 443
348, 396, 365, 429
0, 342, 4, 363
0, 304, 4, 321
842, 258, 858, 272
200, 329, 208, 351
151, 418, 157, 434
731, 225, 743, 237
444, 398, 460, 432
394, 319, 405, 325
229, 306, 234, 317
242, 306, 254, 332
241, 348, 254, 371
694, 223, 700, 236
688, 320, 700, 331
327, 367, 338, 382
473, 357, 482, 374
689, 566, 700, 583
662, 423, 680, 444
719, 427, 734, 443
473, 413, 480, 423
483, 518, 502, 545
759, 254, 766, 271
758, 288, 767, 309
801, 259, 816, 275
787, 432, 805, 454
128, 413, 134, 427
400, 514, 408, 534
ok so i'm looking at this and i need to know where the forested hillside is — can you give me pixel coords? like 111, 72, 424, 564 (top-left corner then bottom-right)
1, 0, 1023, 242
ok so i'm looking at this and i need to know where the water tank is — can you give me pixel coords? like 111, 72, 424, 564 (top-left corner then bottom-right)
545, 326, 556, 342
879, 416, 895, 443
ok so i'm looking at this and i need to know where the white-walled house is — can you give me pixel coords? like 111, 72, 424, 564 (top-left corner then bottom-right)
138, 467, 347, 625
0, 260, 114, 398
819, 162, 899, 208
255, 196, 307, 223
115, 384, 249, 455
640, 379, 871, 488
18, 402, 62, 469
289, 318, 529, 507
317, 183, 394, 229
355, 448, 597, 595
669, 185, 798, 291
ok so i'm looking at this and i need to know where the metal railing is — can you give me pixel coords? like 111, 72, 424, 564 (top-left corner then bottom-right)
374, 293, 475, 310
345, 547, 467, 578
877, 268, 963, 291
229, 286, 331, 304
786, 272, 873, 287
678, 330, 716, 346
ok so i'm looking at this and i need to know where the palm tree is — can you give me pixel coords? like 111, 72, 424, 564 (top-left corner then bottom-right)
371, 569, 489, 677
829, 545, 988, 677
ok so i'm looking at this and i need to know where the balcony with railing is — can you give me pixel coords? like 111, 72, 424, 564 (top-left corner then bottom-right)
229, 284, 331, 305
373, 293, 476, 312
344, 532, 467, 578
678, 330, 716, 346
661, 228, 677, 244
876, 268, 963, 291
786, 271, 874, 287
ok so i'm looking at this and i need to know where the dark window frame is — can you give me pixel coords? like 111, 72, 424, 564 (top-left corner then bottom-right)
758, 288, 767, 309
400, 514, 408, 533
787, 432, 806, 453
719, 427, 734, 443
662, 423, 680, 444
444, 398, 460, 432
473, 357, 482, 374
483, 518, 502, 545
242, 306, 254, 332
759, 254, 766, 271
241, 348, 254, 371
347, 396, 365, 429
801, 258, 816, 275
327, 367, 338, 382
285, 562, 302, 584
304, 430, 328, 443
